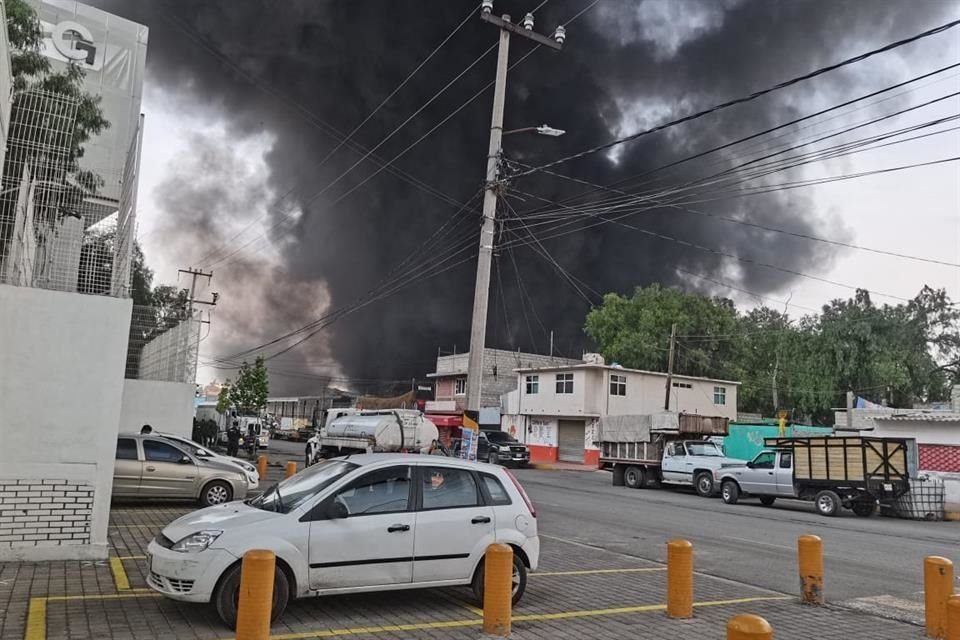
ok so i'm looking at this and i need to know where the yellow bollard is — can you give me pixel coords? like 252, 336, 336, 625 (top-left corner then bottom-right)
666, 539, 693, 619
235, 549, 275, 640
285, 461, 297, 478
727, 614, 773, 640
257, 455, 268, 480
925, 556, 954, 638
798, 534, 823, 605
483, 543, 513, 636
946, 594, 960, 640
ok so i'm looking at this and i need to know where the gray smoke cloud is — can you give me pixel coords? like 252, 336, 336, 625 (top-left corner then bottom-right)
90, 0, 958, 393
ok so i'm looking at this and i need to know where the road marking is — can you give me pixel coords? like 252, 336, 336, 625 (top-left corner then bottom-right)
535, 567, 665, 576
115, 555, 147, 561
24, 598, 45, 640
109, 558, 130, 591
263, 595, 790, 640
726, 537, 794, 552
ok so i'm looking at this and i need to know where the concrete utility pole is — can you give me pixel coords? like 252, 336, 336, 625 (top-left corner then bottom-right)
178, 267, 218, 318
664, 323, 678, 411
464, 5, 563, 429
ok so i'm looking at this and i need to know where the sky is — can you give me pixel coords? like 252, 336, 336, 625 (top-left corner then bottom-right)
99, 0, 960, 394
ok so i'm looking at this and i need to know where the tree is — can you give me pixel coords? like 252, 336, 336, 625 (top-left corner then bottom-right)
228, 357, 270, 415
216, 381, 232, 415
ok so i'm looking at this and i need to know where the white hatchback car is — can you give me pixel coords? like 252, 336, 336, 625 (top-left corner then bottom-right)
146, 454, 539, 628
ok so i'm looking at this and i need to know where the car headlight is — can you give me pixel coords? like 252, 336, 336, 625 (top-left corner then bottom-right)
240, 462, 256, 474
171, 530, 223, 553
245, 472, 257, 484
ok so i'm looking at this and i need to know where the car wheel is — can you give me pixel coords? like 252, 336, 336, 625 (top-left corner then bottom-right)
201, 481, 233, 507
472, 553, 527, 606
623, 466, 645, 489
721, 480, 740, 505
213, 561, 290, 629
851, 498, 876, 517
488, 452, 499, 465
815, 490, 841, 517
759, 496, 776, 507
694, 472, 715, 497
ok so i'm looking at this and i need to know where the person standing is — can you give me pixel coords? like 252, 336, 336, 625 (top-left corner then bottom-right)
247, 424, 259, 460
226, 421, 241, 457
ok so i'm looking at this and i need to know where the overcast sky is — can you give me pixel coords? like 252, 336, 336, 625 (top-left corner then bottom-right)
121, 1, 960, 389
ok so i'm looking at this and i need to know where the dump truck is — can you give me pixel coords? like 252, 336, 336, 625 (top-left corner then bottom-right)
600, 413, 738, 496
716, 435, 913, 517
311, 409, 440, 459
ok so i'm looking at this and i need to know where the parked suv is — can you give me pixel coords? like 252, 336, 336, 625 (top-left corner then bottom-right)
113, 434, 250, 507
145, 454, 539, 628
454, 431, 531, 466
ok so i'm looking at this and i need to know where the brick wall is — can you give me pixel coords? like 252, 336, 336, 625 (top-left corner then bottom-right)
0, 479, 93, 550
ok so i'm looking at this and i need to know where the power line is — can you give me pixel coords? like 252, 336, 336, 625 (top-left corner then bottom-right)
505, 19, 960, 182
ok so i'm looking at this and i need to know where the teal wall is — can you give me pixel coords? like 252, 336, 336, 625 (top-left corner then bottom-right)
723, 424, 833, 461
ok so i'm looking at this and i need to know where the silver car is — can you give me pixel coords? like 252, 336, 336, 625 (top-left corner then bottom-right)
113, 434, 249, 506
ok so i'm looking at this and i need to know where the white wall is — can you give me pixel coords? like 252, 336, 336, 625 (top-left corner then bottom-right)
519, 369, 595, 417
0, 285, 131, 560
871, 419, 960, 446
119, 379, 194, 438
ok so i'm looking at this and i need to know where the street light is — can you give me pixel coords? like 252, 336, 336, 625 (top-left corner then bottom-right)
502, 124, 566, 137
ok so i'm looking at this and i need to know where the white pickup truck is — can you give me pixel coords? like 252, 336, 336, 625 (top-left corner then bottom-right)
606, 437, 744, 496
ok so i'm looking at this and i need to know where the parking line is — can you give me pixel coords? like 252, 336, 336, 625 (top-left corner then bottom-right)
115, 555, 147, 560
535, 567, 666, 577
109, 557, 131, 591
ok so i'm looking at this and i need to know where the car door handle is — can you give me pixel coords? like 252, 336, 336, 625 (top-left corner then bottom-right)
471, 516, 491, 524
767, 472, 774, 475
387, 524, 410, 533
146, 466, 156, 472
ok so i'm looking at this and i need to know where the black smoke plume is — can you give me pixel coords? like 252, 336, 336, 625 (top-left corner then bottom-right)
90, 0, 958, 394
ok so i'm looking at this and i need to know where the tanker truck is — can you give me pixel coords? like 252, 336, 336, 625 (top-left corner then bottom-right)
310, 409, 441, 461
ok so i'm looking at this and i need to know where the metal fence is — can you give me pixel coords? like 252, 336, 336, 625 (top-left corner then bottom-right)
126, 305, 201, 384
0, 89, 141, 297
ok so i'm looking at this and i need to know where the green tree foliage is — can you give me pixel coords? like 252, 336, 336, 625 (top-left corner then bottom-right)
229, 357, 270, 415
216, 382, 232, 416
584, 285, 960, 424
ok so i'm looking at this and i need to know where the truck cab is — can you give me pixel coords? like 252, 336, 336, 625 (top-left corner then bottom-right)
717, 449, 795, 506
660, 439, 741, 497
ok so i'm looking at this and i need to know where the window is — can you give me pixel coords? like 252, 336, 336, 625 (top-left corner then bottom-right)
610, 374, 627, 396
713, 386, 727, 405
555, 373, 574, 394
116, 438, 138, 461
672, 381, 692, 389
779, 453, 793, 469
752, 452, 776, 469
334, 466, 411, 516
143, 440, 187, 463
421, 467, 480, 510
481, 474, 512, 506
454, 378, 467, 396
525, 375, 539, 394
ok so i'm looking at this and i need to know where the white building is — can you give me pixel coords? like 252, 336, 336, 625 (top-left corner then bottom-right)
501, 355, 739, 465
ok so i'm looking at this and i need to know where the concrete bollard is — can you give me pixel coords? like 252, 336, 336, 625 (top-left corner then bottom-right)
925, 556, 954, 638
798, 534, 824, 605
483, 543, 513, 636
666, 539, 693, 619
257, 455, 268, 480
236, 549, 276, 640
946, 594, 960, 640
727, 614, 773, 640
285, 461, 297, 478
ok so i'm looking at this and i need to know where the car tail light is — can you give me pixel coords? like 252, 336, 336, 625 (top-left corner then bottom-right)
504, 468, 536, 518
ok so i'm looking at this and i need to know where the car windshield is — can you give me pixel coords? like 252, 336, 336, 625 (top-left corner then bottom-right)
685, 442, 723, 456
486, 432, 517, 443
162, 435, 213, 458
248, 459, 358, 513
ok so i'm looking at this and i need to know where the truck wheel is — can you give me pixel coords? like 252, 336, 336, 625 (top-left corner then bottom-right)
759, 496, 776, 507
815, 490, 841, 517
851, 499, 876, 517
624, 466, 645, 489
213, 561, 290, 629
694, 472, 715, 497
721, 480, 740, 504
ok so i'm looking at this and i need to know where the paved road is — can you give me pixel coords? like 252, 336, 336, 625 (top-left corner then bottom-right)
513, 467, 958, 604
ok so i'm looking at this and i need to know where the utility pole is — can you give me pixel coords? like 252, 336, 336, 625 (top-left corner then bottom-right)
178, 267, 218, 318
663, 323, 677, 411
549, 330, 554, 358
464, 4, 563, 432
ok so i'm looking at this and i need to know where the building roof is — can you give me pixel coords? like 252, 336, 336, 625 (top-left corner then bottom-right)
513, 362, 741, 386
874, 413, 960, 423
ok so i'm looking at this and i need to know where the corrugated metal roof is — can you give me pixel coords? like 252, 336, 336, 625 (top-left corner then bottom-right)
875, 413, 960, 423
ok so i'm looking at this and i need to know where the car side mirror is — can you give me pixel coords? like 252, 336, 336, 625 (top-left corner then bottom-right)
746, 461, 755, 469
179, 455, 193, 464
327, 500, 348, 520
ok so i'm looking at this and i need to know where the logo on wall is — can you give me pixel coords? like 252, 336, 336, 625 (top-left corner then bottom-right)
40, 20, 100, 69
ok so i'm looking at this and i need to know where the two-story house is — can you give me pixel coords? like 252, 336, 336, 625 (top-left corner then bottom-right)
501, 354, 739, 465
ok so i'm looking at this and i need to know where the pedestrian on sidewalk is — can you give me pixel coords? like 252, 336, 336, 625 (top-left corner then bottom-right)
247, 423, 259, 460
226, 421, 241, 457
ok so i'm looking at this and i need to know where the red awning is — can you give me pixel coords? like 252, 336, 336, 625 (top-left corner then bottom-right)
425, 414, 463, 427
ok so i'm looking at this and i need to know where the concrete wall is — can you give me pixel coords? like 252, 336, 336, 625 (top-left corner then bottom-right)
119, 379, 194, 438
519, 369, 595, 418
0, 285, 131, 560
